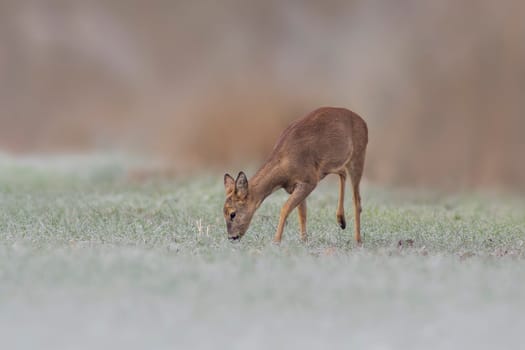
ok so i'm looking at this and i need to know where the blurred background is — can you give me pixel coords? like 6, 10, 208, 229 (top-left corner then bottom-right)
1, 0, 524, 191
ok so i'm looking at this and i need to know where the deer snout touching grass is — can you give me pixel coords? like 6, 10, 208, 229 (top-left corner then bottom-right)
223, 107, 368, 244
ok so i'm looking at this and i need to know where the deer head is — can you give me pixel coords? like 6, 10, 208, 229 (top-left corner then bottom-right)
223, 171, 256, 240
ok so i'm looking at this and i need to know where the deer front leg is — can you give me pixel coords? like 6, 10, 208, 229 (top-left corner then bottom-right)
337, 173, 346, 229
297, 200, 307, 242
274, 183, 315, 243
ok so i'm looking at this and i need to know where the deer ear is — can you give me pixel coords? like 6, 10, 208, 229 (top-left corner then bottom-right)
224, 173, 235, 194
235, 171, 249, 199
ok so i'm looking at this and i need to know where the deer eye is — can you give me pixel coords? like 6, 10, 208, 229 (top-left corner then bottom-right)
230, 212, 236, 220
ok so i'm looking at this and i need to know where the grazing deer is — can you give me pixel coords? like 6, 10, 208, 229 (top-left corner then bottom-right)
223, 107, 368, 244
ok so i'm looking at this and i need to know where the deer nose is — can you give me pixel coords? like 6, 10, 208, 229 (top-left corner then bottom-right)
229, 235, 240, 241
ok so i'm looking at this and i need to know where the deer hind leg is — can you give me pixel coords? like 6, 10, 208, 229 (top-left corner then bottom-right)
297, 200, 307, 242
348, 151, 366, 244
274, 183, 316, 243
336, 173, 347, 229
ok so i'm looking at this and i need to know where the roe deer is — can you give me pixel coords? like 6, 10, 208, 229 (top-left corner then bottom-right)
223, 107, 368, 244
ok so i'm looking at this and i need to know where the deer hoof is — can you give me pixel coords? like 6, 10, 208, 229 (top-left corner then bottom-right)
337, 215, 346, 229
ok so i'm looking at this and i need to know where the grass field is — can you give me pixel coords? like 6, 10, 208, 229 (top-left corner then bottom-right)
1, 155, 524, 349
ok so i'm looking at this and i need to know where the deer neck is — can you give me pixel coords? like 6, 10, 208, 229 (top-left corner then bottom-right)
249, 159, 285, 209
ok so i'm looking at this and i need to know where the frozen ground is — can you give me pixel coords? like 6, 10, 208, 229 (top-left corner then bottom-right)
0, 155, 524, 349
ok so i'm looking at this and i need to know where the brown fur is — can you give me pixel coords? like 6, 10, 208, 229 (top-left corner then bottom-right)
223, 107, 368, 243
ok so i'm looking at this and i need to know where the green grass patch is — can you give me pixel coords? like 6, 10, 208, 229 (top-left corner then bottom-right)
0, 155, 524, 349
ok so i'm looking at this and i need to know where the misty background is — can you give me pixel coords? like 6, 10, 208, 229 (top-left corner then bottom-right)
1, 0, 524, 191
